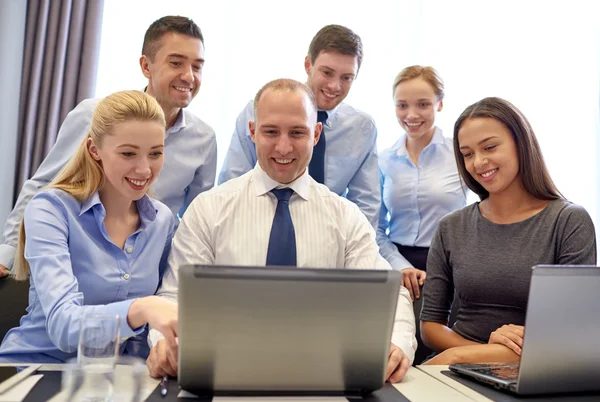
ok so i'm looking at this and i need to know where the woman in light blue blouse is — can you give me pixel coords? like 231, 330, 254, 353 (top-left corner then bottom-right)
0, 91, 179, 363
377, 66, 466, 299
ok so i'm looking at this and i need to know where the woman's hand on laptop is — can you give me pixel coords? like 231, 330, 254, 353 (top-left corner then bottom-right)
147, 339, 178, 378
129, 296, 179, 378
128, 296, 178, 341
143, 297, 178, 345
143, 297, 179, 374
488, 324, 524, 355
386, 343, 410, 383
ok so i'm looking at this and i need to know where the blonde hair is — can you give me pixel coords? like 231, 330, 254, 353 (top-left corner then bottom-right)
13, 90, 165, 280
392, 65, 445, 100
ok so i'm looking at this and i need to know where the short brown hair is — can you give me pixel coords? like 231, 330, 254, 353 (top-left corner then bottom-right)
142, 16, 204, 61
253, 78, 317, 120
307, 25, 363, 70
453, 97, 562, 201
392, 65, 445, 99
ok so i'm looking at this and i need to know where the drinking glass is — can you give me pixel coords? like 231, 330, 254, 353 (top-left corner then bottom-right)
74, 313, 120, 401
61, 356, 144, 402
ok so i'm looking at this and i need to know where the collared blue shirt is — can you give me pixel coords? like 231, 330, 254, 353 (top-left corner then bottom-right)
217, 99, 381, 228
0, 97, 216, 269
0, 189, 174, 363
377, 127, 467, 270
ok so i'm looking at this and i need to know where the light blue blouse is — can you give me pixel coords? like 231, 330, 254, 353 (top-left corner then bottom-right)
377, 127, 467, 270
0, 189, 174, 363
0, 98, 216, 269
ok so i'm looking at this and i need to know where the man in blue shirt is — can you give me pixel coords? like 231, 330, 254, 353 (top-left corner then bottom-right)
0, 16, 217, 276
218, 25, 380, 228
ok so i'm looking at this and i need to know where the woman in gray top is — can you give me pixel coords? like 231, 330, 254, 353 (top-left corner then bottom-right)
420, 97, 596, 365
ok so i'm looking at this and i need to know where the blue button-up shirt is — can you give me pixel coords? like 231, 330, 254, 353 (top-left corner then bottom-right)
0, 189, 174, 363
0, 97, 216, 269
218, 100, 381, 228
377, 127, 467, 270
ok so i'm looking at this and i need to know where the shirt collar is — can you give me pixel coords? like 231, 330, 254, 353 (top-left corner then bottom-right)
80, 192, 103, 216
79, 191, 158, 222
395, 126, 444, 157
136, 194, 158, 222
167, 109, 187, 134
251, 163, 311, 200
319, 103, 341, 128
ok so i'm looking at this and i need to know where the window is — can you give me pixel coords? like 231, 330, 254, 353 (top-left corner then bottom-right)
96, 0, 600, 242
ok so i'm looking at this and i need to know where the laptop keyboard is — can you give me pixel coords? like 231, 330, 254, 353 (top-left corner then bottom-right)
471, 362, 520, 381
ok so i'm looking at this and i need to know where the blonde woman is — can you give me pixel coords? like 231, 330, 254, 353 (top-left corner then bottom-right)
0, 91, 178, 363
377, 66, 467, 365
377, 66, 466, 300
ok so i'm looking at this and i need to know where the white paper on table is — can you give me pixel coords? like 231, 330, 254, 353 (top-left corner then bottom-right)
0, 374, 43, 402
178, 389, 346, 401
46, 365, 160, 402
112, 365, 160, 401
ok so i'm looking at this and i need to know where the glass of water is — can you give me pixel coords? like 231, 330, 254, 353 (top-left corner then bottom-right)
74, 313, 121, 401
62, 356, 145, 402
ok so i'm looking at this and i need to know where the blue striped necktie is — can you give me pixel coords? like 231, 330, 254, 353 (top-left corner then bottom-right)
266, 188, 297, 266
309, 111, 328, 184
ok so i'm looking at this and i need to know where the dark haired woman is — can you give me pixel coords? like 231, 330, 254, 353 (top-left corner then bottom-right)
421, 97, 596, 364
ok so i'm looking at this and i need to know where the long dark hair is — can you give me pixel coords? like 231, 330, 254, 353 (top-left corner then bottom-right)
453, 97, 562, 201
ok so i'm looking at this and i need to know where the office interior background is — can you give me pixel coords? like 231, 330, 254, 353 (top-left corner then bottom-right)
2, 0, 600, 254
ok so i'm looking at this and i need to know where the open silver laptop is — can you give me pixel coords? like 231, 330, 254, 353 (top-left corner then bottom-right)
450, 265, 600, 395
178, 265, 401, 397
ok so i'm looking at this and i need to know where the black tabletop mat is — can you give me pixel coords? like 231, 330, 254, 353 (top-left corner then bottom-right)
145, 382, 409, 401
23, 370, 62, 402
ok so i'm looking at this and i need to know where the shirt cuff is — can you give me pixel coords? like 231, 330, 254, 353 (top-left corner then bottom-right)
388, 253, 412, 271
148, 328, 165, 348
0, 244, 16, 270
392, 329, 417, 366
102, 299, 146, 340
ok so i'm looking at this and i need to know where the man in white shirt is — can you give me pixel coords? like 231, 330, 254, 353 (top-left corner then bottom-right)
147, 78, 417, 383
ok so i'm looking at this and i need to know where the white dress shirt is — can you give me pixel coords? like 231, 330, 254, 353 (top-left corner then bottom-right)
152, 163, 417, 363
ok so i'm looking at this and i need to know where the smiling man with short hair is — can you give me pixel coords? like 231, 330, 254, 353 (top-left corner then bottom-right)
146, 78, 417, 383
0, 16, 217, 277
218, 25, 380, 228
